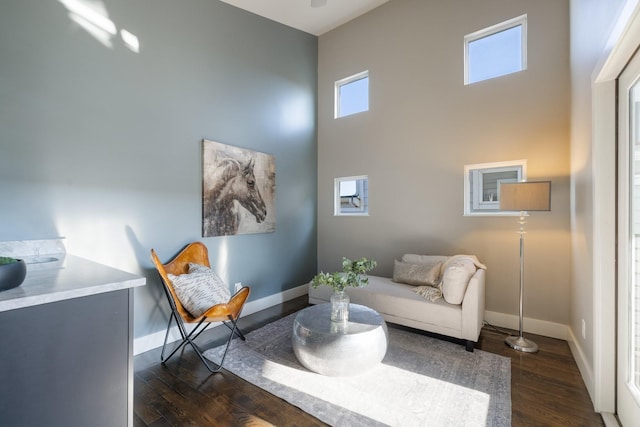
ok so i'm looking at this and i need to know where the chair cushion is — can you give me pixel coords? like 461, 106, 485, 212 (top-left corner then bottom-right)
168, 263, 231, 318
392, 259, 442, 286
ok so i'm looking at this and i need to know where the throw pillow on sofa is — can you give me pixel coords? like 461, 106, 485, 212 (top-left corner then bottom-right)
401, 254, 449, 270
392, 259, 442, 286
441, 258, 476, 304
168, 263, 231, 318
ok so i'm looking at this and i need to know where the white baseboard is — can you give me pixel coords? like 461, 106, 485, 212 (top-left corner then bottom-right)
484, 310, 570, 340
566, 326, 596, 405
601, 412, 620, 427
133, 284, 309, 355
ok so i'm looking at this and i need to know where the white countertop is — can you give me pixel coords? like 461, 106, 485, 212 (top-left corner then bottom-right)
0, 255, 146, 312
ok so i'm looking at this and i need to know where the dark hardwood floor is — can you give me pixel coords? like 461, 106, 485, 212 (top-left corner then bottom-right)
134, 296, 604, 426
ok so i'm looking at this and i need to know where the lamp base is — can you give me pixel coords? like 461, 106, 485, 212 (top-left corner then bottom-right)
505, 335, 538, 353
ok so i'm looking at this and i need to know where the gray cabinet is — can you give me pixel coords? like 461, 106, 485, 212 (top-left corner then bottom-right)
0, 289, 134, 427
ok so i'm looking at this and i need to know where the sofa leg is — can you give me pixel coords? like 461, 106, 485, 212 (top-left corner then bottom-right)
465, 340, 475, 352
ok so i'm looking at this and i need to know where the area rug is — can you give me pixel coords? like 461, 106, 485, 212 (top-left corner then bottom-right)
203, 312, 511, 426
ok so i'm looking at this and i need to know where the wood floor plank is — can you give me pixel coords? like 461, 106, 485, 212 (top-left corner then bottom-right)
134, 297, 603, 426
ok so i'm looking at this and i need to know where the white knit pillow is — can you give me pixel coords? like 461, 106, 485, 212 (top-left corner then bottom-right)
441, 258, 476, 304
168, 263, 231, 318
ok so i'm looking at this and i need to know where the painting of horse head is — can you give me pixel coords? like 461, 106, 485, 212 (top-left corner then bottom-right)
202, 140, 275, 237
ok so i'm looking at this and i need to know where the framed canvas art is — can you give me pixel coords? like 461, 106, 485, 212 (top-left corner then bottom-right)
202, 139, 276, 237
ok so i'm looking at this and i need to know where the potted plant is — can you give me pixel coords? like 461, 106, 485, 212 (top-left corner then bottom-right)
0, 256, 27, 292
311, 257, 377, 322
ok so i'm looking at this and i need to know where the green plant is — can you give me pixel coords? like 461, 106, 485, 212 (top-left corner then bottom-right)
0, 256, 18, 266
311, 257, 377, 292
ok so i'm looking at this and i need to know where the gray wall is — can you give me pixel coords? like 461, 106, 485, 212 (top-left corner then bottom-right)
0, 0, 318, 338
570, 0, 628, 398
318, 0, 571, 325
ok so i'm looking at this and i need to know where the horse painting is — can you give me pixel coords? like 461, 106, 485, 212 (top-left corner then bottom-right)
202, 140, 275, 237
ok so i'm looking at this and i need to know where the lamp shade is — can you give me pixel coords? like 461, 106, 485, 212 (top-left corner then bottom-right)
499, 181, 551, 211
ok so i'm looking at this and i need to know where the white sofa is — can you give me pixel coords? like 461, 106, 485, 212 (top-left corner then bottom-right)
308, 255, 486, 352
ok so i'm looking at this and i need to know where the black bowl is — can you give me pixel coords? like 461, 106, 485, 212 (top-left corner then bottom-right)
0, 259, 27, 291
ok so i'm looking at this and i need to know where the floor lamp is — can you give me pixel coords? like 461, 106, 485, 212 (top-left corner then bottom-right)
499, 181, 551, 353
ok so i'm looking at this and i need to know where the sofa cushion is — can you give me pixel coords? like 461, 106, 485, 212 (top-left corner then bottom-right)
168, 263, 230, 318
441, 258, 476, 304
392, 259, 442, 286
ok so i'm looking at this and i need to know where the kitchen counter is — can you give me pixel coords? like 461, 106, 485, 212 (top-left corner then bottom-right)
0, 254, 145, 312
0, 252, 145, 427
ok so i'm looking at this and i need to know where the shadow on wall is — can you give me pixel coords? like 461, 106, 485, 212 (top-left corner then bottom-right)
125, 225, 171, 337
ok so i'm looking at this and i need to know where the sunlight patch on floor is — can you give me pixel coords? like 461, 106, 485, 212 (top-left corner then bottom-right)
259, 358, 490, 425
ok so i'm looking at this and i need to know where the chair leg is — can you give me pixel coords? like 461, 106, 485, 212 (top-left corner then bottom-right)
161, 317, 208, 365
161, 312, 180, 363
223, 320, 246, 340
161, 315, 244, 374
188, 316, 241, 373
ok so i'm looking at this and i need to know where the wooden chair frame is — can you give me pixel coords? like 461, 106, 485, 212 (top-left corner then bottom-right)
150, 242, 250, 373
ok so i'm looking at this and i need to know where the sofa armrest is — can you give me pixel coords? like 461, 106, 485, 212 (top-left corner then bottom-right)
461, 268, 486, 342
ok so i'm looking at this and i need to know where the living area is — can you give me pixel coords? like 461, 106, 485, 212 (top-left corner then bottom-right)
0, 0, 635, 426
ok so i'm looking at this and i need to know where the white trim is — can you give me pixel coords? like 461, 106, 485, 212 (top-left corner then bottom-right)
590, 1, 640, 414
133, 284, 309, 355
484, 310, 569, 340
568, 325, 595, 403
601, 412, 621, 427
591, 80, 618, 413
595, 0, 640, 83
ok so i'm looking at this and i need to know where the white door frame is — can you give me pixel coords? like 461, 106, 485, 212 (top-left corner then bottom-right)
616, 45, 640, 427
593, 0, 640, 418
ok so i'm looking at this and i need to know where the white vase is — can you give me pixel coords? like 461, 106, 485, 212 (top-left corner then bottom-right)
330, 290, 349, 323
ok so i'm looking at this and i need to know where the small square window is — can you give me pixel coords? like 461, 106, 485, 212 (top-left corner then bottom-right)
464, 15, 527, 85
335, 176, 368, 216
335, 71, 369, 118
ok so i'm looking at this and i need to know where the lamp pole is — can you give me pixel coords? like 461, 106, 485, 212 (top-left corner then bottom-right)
505, 212, 538, 353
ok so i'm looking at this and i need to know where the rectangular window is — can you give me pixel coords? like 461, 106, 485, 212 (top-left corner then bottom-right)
464, 160, 527, 215
464, 15, 527, 85
335, 71, 369, 118
335, 176, 368, 216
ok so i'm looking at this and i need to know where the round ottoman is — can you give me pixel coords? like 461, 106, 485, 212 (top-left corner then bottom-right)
292, 303, 388, 376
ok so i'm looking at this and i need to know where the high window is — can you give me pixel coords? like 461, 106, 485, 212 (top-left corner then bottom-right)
335, 71, 369, 118
464, 15, 527, 85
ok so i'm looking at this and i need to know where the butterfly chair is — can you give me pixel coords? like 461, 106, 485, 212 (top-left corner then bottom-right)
150, 242, 250, 373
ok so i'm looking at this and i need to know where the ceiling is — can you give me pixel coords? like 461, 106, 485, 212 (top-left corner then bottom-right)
219, 0, 389, 36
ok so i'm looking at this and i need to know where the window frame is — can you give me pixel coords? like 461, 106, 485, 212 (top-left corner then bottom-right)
464, 14, 528, 85
334, 70, 369, 119
334, 175, 369, 216
463, 160, 527, 216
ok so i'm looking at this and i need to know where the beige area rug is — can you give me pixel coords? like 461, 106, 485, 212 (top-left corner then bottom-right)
203, 312, 511, 427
